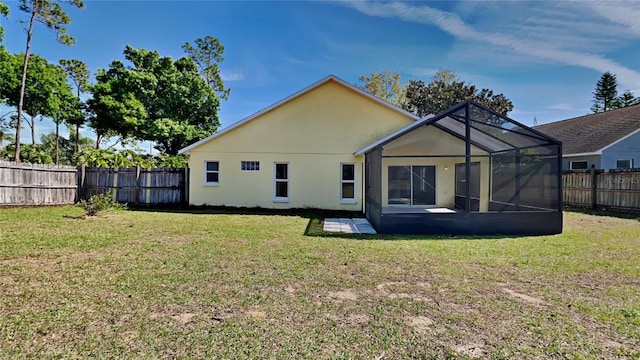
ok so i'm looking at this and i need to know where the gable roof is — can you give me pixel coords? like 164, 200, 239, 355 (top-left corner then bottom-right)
178, 75, 420, 154
534, 104, 640, 155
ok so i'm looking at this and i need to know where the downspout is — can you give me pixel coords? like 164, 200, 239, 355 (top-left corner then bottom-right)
557, 143, 563, 212
378, 146, 383, 215
515, 148, 521, 211
465, 103, 472, 213
362, 154, 366, 216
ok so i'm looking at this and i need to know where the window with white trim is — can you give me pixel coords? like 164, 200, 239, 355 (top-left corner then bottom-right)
341, 163, 356, 203
570, 161, 588, 170
205, 161, 219, 184
274, 163, 289, 201
616, 159, 633, 169
241, 161, 260, 171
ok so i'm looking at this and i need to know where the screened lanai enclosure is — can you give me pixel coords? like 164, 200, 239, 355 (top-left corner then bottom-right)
358, 101, 562, 235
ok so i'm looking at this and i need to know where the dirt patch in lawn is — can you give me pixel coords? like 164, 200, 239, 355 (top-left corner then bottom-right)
453, 342, 487, 358
171, 312, 197, 325
1, 256, 59, 267
246, 310, 267, 320
405, 315, 434, 334
499, 284, 549, 306
376, 281, 434, 303
327, 290, 358, 301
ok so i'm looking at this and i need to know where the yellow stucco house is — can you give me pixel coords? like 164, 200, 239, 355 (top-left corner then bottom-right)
179, 75, 563, 235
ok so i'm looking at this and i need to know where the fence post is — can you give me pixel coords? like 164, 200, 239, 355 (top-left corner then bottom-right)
183, 166, 189, 206
145, 169, 151, 205
590, 165, 597, 209
135, 165, 141, 206
76, 164, 85, 202
112, 168, 119, 202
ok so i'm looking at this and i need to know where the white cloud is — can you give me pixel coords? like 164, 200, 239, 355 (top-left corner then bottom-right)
546, 103, 577, 111
221, 70, 245, 82
339, 1, 640, 89
587, 1, 640, 37
408, 67, 443, 78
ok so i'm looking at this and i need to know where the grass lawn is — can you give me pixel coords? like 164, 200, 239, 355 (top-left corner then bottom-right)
1, 207, 639, 359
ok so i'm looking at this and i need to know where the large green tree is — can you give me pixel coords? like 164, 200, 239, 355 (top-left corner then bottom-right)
405, 69, 513, 116
591, 72, 619, 113
0, 52, 76, 147
88, 45, 222, 154
0, 1, 8, 42
590, 72, 640, 113
40, 124, 91, 164
51, 90, 81, 163
357, 70, 407, 109
0, 2, 9, 115
59, 58, 89, 153
617, 90, 640, 108
182, 35, 230, 100
13, 0, 84, 162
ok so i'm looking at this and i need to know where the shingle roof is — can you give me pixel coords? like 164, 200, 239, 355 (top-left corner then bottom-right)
534, 104, 640, 155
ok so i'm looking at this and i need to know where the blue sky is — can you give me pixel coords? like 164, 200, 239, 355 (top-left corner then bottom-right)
1, 0, 639, 150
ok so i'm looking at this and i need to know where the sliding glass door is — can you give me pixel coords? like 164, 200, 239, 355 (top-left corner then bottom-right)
388, 166, 436, 206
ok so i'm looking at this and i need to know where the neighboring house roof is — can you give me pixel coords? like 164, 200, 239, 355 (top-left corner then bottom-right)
178, 75, 420, 154
534, 104, 640, 156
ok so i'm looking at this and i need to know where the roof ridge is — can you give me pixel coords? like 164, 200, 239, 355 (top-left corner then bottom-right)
179, 74, 419, 154
535, 103, 640, 128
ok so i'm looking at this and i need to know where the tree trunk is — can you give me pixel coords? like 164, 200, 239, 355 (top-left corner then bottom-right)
31, 117, 35, 145
14, 8, 36, 162
75, 87, 80, 153
55, 121, 60, 165
75, 123, 80, 153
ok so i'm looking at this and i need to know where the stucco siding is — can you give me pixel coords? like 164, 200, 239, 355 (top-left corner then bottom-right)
601, 130, 640, 169
189, 151, 364, 210
190, 81, 414, 155
186, 80, 415, 209
383, 125, 487, 156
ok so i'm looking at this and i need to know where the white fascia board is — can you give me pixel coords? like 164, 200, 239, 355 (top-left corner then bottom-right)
178, 75, 419, 154
564, 152, 600, 157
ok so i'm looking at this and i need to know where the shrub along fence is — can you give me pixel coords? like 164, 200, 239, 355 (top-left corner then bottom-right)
0, 160, 188, 206
563, 168, 640, 211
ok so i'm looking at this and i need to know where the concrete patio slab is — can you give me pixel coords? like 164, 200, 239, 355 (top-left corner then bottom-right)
323, 218, 377, 234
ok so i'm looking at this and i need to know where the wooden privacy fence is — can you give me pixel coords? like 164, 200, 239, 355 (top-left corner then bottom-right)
0, 160, 188, 206
563, 168, 640, 211
3, 160, 640, 211
0, 160, 78, 205
78, 166, 188, 206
